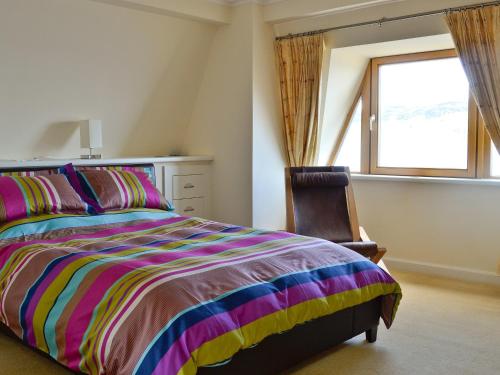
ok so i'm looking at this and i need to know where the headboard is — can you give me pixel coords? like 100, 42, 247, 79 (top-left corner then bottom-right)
0, 163, 157, 183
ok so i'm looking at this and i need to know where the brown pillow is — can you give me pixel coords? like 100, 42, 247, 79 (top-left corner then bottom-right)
77, 169, 169, 211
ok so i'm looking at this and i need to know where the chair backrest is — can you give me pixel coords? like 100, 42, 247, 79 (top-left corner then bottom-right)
285, 166, 360, 243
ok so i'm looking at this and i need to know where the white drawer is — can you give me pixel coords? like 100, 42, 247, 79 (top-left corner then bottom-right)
172, 174, 205, 199
173, 198, 205, 217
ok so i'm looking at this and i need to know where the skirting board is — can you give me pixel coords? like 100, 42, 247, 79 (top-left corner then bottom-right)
384, 257, 500, 287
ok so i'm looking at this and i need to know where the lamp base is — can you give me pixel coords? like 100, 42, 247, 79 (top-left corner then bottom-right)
80, 154, 102, 160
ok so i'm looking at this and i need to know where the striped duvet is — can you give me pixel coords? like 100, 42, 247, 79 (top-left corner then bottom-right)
0, 209, 401, 375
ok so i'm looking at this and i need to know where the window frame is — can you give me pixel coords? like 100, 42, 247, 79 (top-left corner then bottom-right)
332, 48, 500, 180
477, 116, 500, 179
369, 49, 478, 178
329, 62, 371, 174
476, 115, 490, 178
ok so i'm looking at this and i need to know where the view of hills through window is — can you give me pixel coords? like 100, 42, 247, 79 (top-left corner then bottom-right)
378, 57, 469, 169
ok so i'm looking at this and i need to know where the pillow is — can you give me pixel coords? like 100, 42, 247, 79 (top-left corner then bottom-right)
58, 164, 104, 214
0, 175, 88, 223
0, 168, 59, 177
72, 168, 170, 211
75, 165, 156, 184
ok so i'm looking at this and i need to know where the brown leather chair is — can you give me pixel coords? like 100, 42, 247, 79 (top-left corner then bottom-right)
285, 166, 386, 262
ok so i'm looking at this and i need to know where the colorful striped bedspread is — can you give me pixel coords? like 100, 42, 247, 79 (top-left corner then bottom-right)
0, 209, 401, 375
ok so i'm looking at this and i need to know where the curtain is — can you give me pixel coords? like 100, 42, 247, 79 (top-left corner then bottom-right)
446, 5, 500, 153
275, 34, 324, 167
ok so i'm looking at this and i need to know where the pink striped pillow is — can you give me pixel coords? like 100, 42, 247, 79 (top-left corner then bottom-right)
77, 169, 169, 211
0, 175, 88, 223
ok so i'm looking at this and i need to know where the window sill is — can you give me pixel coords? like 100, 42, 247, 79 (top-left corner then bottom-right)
351, 173, 500, 187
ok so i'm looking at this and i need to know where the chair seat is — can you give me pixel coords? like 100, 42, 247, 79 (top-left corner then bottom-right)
338, 241, 378, 258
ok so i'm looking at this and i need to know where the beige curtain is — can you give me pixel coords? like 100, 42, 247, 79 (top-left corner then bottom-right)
446, 5, 500, 153
275, 34, 324, 167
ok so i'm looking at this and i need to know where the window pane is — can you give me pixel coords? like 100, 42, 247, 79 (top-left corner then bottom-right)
335, 99, 362, 172
378, 57, 470, 169
491, 141, 500, 177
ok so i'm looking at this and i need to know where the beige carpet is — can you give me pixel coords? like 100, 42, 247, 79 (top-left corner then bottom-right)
287, 271, 500, 375
0, 271, 498, 375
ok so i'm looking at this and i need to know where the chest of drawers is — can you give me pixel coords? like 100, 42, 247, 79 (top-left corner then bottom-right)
160, 160, 212, 219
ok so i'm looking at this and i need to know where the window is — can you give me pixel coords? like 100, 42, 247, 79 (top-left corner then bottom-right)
377, 58, 469, 170
335, 99, 362, 173
371, 50, 476, 177
331, 49, 499, 179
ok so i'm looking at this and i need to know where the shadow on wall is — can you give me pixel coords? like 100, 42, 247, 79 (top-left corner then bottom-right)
33, 122, 80, 157
121, 28, 216, 157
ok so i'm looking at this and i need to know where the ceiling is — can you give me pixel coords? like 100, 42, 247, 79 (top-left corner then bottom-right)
207, 0, 286, 5
95, 0, 481, 28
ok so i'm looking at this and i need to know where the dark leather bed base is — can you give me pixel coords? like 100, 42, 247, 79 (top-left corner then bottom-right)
0, 297, 381, 375
199, 296, 381, 375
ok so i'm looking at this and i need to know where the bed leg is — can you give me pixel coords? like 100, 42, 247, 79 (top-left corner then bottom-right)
365, 326, 378, 343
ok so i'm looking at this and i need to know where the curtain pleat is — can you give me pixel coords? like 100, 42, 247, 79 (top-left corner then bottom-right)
446, 5, 500, 153
275, 34, 324, 167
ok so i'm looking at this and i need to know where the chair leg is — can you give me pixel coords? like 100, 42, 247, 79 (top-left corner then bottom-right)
366, 326, 378, 343
371, 248, 387, 264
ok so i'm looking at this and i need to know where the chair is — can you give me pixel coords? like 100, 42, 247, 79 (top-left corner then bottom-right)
285, 166, 386, 263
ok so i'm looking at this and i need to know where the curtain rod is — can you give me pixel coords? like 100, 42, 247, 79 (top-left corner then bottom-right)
275, 0, 500, 40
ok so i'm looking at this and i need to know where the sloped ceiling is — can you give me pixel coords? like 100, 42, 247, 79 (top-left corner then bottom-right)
209, 1, 285, 4
95, 0, 409, 24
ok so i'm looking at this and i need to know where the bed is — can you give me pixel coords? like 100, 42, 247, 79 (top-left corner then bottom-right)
0, 163, 401, 375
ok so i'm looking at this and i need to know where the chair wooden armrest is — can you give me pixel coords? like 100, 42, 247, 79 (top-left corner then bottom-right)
359, 227, 386, 264
371, 247, 387, 264
359, 226, 371, 241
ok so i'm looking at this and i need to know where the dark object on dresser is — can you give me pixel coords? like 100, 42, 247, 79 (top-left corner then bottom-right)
285, 166, 386, 263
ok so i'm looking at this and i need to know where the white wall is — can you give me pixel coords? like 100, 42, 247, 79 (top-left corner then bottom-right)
354, 179, 500, 275
183, 3, 286, 229
252, 5, 286, 230
0, 0, 216, 159
183, 4, 254, 226
273, 0, 484, 40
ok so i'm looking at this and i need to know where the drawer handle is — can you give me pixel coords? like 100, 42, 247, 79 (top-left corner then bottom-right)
184, 183, 195, 189
184, 207, 195, 212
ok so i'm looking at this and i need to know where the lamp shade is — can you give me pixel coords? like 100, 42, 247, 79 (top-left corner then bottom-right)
80, 120, 103, 149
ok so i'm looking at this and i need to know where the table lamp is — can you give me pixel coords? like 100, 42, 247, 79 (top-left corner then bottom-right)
80, 120, 103, 159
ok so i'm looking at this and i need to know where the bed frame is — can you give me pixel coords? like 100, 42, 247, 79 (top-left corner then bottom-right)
0, 162, 382, 374
0, 297, 380, 375
198, 297, 380, 374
